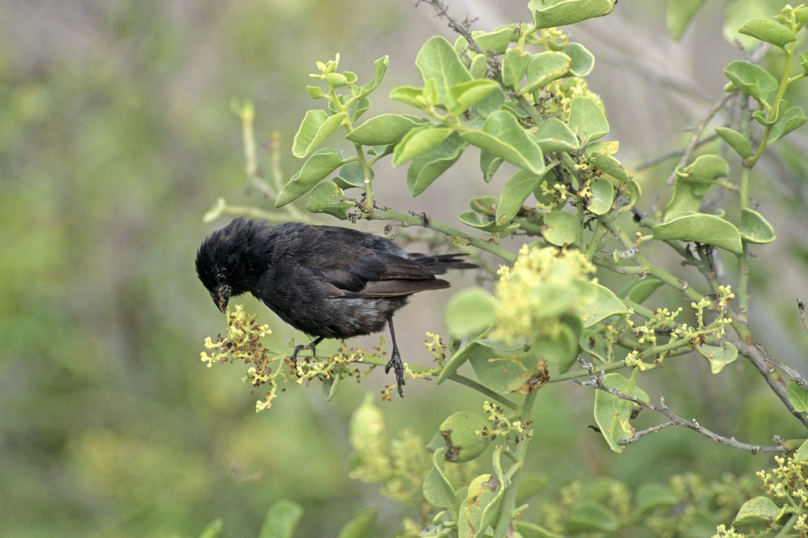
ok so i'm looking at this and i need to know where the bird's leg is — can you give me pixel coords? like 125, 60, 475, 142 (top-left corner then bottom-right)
384, 318, 405, 397
289, 336, 324, 372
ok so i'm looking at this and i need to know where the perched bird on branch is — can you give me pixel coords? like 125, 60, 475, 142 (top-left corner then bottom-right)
195, 218, 476, 396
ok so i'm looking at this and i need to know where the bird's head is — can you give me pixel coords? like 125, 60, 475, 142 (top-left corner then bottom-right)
196, 218, 267, 314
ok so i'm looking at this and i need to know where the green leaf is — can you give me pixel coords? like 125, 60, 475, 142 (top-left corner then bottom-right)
458, 474, 504, 538
723, 0, 789, 50
392, 126, 451, 166
587, 177, 614, 215
460, 110, 546, 175
458, 211, 520, 236
588, 152, 630, 182
664, 180, 705, 222
440, 411, 491, 463
355, 56, 388, 97
676, 154, 729, 183
740, 208, 776, 244
801, 50, 808, 76
259, 500, 304, 538
333, 161, 372, 190
346, 114, 432, 146
305, 181, 354, 220
444, 287, 495, 338
715, 127, 751, 158
617, 278, 663, 305
276, 148, 345, 207
733, 496, 783, 526
566, 42, 595, 76
653, 214, 743, 254
469, 345, 545, 394
753, 99, 788, 127
306, 85, 324, 99
336, 507, 377, 538
469, 196, 498, 216
564, 501, 619, 533
542, 210, 577, 246
424, 448, 457, 509
583, 283, 628, 327
389, 85, 432, 110
513, 521, 564, 538
533, 117, 580, 152
292, 111, 346, 158
529, 0, 616, 30
416, 36, 472, 107
788, 383, 808, 413
438, 339, 485, 385
533, 321, 581, 374
407, 132, 467, 196
594, 372, 649, 453
724, 61, 778, 105
497, 169, 543, 226
480, 150, 504, 182
448, 79, 500, 116
568, 96, 609, 142
769, 105, 808, 143
521, 52, 572, 95
667, 0, 707, 40
696, 342, 738, 373
636, 483, 678, 514
455, 27, 515, 57
502, 47, 532, 90
738, 18, 796, 48
347, 97, 371, 123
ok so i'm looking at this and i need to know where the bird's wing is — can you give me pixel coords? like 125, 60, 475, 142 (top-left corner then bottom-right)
317, 252, 449, 298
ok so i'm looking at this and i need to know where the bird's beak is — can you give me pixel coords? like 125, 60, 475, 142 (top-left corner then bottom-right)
213, 284, 231, 313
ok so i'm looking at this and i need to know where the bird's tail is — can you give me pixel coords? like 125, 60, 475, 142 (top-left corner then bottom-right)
408, 253, 478, 275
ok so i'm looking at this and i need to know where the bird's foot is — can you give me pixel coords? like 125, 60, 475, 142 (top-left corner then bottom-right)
385, 353, 405, 398
288, 337, 323, 375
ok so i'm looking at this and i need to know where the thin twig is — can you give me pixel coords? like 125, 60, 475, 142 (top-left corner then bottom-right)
576, 359, 786, 453
634, 133, 719, 171
734, 341, 808, 429
666, 92, 735, 185
755, 340, 808, 390
618, 421, 676, 445
416, 0, 503, 78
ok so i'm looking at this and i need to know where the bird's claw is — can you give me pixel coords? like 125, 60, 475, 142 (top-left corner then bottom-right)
385, 353, 405, 397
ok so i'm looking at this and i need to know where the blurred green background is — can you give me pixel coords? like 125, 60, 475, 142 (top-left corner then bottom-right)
4, 0, 808, 537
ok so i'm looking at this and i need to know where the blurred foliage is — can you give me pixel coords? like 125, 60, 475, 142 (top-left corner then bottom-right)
3, 0, 808, 537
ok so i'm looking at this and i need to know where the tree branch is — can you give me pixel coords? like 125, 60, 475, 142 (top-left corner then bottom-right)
576, 359, 787, 453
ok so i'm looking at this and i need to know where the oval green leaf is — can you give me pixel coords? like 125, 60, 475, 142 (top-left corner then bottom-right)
407, 132, 468, 196
533, 117, 580, 152
521, 52, 572, 95
416, 36, 472, 106
724, 61, 778, 105
392, 126, 451, 166
583, 283, 628, 327
715, 127, 751, 158
566, 42, 595, 76
530, 0, 616, 30
496, 169, 543, 226
738, 18, 796, 49
305, 181, 354, 220
568, 96, 609, 142
594, 372, 649, 453
292, 111, 347, 158
653, 214, 743, 254
444, 287, 495, 338
502, 47, 532, 90
346, 114, 433, 146
460, 110, 546, 175
542, 210, 577, 246
740, 208, 776, 244
696, 342, 738, 373
276, 148, 345, 207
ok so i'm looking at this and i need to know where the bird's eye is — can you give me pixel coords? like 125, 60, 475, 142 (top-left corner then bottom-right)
216, 272, 226, 283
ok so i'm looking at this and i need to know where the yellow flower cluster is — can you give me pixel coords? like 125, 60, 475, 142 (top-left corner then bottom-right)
493, 244, 596, 343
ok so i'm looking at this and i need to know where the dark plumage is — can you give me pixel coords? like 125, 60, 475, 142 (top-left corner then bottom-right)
195, 218, 476, 396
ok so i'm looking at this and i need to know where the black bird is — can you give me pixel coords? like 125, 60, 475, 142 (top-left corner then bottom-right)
195, 218, 476, 396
